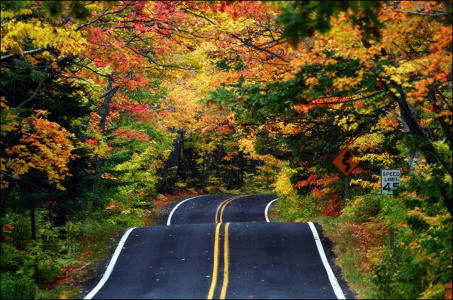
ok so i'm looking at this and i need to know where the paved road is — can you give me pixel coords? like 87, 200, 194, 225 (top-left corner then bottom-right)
84, 194, 351, 299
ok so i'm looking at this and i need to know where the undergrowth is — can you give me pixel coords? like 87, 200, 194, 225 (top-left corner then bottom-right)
0, 189, 200, 299
273, 191, 452, 299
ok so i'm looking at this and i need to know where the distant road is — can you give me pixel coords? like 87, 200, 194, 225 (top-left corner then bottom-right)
84, 194, 350, 299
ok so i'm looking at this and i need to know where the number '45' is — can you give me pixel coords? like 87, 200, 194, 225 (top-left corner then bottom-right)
383, 182, 399, 192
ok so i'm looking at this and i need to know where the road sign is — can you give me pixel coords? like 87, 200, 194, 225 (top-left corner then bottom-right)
381, 169, 401, 195
332, 147, 359, 176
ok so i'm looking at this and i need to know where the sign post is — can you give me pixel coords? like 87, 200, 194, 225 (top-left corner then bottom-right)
380, 169, 402, 195
380, 169, 402, 249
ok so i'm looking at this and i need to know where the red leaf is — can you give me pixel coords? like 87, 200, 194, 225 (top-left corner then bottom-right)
295, 180, 308, 189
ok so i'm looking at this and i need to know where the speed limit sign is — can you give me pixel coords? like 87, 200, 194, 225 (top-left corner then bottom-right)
381, 169, 402, 195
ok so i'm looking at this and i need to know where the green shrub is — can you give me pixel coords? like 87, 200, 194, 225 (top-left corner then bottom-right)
341, 193, 407, 226
36, 261, 61, 285
372, 246, 426, 299
1, 272, 36, 299
2, 213, 32, 250
278, 193, 319, 221
371, 206, 452, 299
342, 194, 382, 223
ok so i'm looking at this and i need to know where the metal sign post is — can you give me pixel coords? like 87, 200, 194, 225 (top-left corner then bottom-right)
333, 148, 359, 200
380, 169, 402, 249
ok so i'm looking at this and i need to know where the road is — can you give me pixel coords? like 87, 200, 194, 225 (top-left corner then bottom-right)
84, 194, 352, 299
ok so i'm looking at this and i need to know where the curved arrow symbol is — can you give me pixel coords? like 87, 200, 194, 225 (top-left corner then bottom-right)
342, 150, 352, 173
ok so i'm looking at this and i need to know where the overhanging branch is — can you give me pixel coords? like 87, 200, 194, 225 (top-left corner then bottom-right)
1, 48, 47, 61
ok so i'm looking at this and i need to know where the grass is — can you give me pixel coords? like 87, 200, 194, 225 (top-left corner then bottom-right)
36, 286, 80, 299
312, 215, 378, 299
267, 201, 286, 222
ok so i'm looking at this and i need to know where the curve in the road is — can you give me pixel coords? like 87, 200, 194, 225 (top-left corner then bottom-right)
84, 194, 348, 299
264, 198, 278, 222
215, 196, 244, 223
167, 195, 206, 225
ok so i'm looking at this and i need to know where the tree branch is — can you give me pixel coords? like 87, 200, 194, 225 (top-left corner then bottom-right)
75, 6, 130, 31
1, 48, 47, 61
307, 91, 387, 105
100, 86, 119, 99
17, 64, 50, 109
394, 10, 448, 17
72, 61, 110, 78
228, 33, 289, 63
126, 45, 196, 71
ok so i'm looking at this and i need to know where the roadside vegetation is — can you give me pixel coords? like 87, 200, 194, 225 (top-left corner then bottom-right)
1, 1, 451, 299
271, 191, 451, 298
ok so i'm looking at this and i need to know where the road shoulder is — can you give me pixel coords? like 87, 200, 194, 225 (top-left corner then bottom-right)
313, 222, 357, 299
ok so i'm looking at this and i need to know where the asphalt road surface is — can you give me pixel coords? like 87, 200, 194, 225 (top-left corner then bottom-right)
84, 194, 351, 299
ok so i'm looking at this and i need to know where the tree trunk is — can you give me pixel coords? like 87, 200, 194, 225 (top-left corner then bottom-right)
363, 38, 452, 214
390, 85, 452, 214
428, 86, 453, 149
98, 75, 119, 132
216, 138, 224, 178
159, 132, 182, 192
200, 150, 207, 187
177, 130, 186, 180
239, 151, 245, 187
205, 153, 212, 186
396, 115, 420, 174
227, 157, 235, 189
93, 75, 118, 208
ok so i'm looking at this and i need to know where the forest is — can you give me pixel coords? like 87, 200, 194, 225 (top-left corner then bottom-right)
0, 1, 451, 299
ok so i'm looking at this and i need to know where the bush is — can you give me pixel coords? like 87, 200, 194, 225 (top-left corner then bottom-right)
342, 193, 383, 223
372, 213, 452, 299
1, 272, 36, 299
278, 193, 319, 221
316, 188, 452, 299
343, 194, 452, 299
36, 261, 61, 285
342, 193, 408, 226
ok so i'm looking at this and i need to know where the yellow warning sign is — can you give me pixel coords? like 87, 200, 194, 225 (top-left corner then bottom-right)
332, 148, 359, 176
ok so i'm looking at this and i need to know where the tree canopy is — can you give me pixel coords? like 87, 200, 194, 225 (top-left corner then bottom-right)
1, 1, 451, 299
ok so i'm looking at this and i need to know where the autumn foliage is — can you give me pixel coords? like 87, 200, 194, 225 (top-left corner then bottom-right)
0, 1, 452, 299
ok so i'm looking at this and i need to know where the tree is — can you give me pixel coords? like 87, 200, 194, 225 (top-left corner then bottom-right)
208, 0, 452, 214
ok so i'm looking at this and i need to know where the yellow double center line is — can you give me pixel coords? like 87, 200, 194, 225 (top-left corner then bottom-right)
215, 196, 241, 224
207, 196, 243, 299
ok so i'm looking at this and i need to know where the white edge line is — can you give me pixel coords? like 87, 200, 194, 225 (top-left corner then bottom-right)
264, 198, 278, 223
308, 222, 346, 299
166, 195, 205, 226
84, 227, 136, 299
